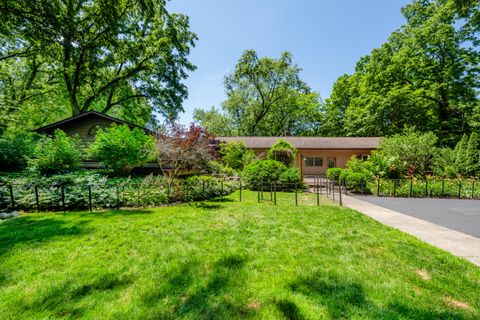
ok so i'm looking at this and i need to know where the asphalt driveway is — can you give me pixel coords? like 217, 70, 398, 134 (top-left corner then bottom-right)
355, 196, 480, 238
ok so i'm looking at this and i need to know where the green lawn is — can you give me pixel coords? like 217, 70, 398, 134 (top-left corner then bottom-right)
0, 191, 479, 319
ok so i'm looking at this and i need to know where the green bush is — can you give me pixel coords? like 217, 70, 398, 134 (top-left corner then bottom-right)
326, 167, 343, 182
242, 160, 287, 187
0, 172, 237, 211
88, 124, 155, 175
279, 167, 302, 185
344, 172, 369, 192
0, 130, 37, 171
267, 139, 297, 167
219, 140, 255, 171
208, 161, 236, 176
29, 130, 82, 173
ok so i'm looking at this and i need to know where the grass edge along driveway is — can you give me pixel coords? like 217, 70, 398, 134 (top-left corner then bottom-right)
0, 191, 479, 319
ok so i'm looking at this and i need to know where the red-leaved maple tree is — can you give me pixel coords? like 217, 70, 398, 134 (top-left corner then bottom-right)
155, 123, 216, 185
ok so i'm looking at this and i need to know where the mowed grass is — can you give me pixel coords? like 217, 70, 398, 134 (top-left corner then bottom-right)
0, 191, 479, 319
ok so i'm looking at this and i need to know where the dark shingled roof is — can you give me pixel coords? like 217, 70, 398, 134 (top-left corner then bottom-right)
35, 110, 150, 133
216, 136, 381, 150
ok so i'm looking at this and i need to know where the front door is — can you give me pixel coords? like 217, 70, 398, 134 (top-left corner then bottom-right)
327, 157, 336, 168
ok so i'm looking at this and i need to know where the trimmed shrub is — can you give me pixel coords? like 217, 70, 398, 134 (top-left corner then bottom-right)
242, 160, 287, 187
88, 124, 155, 175
326, 167, 343, 182
279, 167, 302, 185
344, 172, 369, 192
29, 130, 82, 173
267, 139, 297, 167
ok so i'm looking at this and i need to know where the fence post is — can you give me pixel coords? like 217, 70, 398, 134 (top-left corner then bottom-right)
409, 178, 413, 197
332, 181, 336, 203
425, 178, 428, 197
61, 185, 65, 212
316, 183, 320, 206
167, 182, 171, 202
88, 185, 92, 212
239, 180, 242, 202
273, 183, 277, 205
116, 184, 120, 210
257, 186, 260, 203
295, 183, 298, 206
458, 180, 462, 199
221, 180, 224, 198
338, 184, 342, 206
471, 180, 475, 199
8, 185, 14, 211
35, 185, 40, 212
393, 180, 397, 197
377, 176, 380, 197
270, 182, 273, 201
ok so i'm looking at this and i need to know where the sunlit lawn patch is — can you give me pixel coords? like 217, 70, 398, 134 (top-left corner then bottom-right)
0, 191, 479, 319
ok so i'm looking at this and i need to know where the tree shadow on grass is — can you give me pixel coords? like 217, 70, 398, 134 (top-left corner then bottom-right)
0, 215, 89, 259
19, 272, 133, 318
208, 198, 235, 203
285, 271, 472, 320
192, 202, 224, 210
139, 254, 255, 319
75, 209, 155, 219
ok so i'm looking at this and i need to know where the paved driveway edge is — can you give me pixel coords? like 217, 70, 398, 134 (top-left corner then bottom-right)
342, 195, 480, 267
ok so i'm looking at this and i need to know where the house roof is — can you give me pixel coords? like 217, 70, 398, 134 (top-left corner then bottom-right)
35, 110, 149, 133
216, 136, 382, 150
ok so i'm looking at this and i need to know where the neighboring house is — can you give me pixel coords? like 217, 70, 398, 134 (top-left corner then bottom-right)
35, 110, 150, 147
217, 136, 381, 175
35, 111, 157, 171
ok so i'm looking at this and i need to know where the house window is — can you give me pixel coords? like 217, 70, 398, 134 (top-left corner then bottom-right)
357, 154, 369, 161
327, 157, 336, 168
304, 157, 323, 167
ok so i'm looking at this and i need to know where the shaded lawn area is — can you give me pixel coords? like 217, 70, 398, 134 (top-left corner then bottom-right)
0, 191, 479, 319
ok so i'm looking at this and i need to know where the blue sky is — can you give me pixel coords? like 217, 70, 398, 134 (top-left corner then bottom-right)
167, 0, 411, 125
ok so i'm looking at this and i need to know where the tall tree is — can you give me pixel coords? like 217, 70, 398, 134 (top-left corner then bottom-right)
193, 107, 236, 136
194, 50, 321, 136
465, 132, 480, 176
323, 0, 480, 145
0, 0, 196, 126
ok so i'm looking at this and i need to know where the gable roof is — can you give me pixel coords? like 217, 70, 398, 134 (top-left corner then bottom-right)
35, 110, 149, 133
216, 136, 381, 150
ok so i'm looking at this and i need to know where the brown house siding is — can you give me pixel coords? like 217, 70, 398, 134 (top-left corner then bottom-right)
217, 137, 381, 175
56, 116, 116, 147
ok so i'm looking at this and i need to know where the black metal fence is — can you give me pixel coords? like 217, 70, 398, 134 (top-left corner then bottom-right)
342, 176, 480, 199
236, 177, 345, 206
0, 175, 350, 213
0, 178, 236, 212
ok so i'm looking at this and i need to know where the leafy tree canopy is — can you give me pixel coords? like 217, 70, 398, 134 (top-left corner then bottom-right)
0, 0, 196, 133
194, 50, 322, 136
321, 0, 480, 145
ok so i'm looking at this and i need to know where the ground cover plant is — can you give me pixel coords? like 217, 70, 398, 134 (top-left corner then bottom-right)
0, 191, 479, 319
0, 172, 236, 212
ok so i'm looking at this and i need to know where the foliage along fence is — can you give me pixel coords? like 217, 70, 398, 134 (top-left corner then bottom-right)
354, 176, 480, 199
239, 177, 345, 207
0, 177, 236, 212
